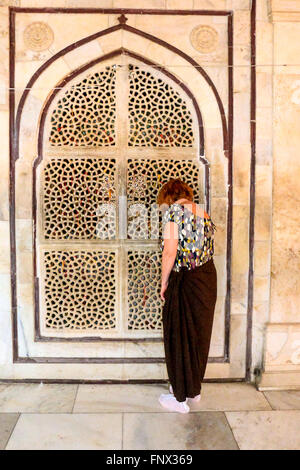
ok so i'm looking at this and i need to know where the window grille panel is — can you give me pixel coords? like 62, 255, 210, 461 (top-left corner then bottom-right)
127, 158, 202, 239
128, 64, 194, 147
43, 250, 117, 331
127, 250, 163, 331
49, 67, 116, 147
43, 157, 116, 240
38, 60, 203, 340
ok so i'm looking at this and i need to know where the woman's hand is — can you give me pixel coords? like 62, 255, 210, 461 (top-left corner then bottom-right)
160, 281, 168, 301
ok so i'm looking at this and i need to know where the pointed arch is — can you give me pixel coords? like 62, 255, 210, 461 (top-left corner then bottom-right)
10, 14, 233, 366
32, 50, 210, 341
15, 22, 228, 161
36, 48, 205, 167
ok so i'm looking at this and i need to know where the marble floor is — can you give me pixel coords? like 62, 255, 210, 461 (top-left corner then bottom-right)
0, 382, 299, 450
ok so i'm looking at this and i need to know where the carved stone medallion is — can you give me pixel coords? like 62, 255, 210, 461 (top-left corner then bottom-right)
190, 25, 219, 54
23, 22, 54, 52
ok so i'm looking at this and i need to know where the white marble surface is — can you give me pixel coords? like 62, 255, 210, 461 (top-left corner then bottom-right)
264, 390, 300, 410
226, 410, 300, 450
0, 384, 78, 413
0, 414, 19, 450
73, 383, 271, 413
74, 383, 169, 413
6, 413, 122, 450
123, 412, 239, 450
0, 384, 299, 450
188, 383, 272, 411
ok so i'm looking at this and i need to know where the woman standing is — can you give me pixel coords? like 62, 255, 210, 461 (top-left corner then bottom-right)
157, 179, 218, 414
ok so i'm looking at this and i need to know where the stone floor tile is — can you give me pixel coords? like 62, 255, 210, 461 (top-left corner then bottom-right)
74, 384, 170, 413
188, 383, 271, 411
6, 413, 122, 450
263, 390, 300, 410
0, 414, 19, 450
0, 384, 78, 413
226, 410, 300, 450
74, 383, 271, 413
123, 412, 239, 450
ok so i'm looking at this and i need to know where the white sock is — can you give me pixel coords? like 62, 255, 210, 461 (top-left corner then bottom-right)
169, 384, 201, 402
159, 393, 190, 414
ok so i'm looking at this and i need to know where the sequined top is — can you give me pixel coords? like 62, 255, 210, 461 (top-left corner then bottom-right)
161, 203, 217, 272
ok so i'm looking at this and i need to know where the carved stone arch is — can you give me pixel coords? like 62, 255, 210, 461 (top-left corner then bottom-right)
32, 50, 211, 340
13, 20, 231, 364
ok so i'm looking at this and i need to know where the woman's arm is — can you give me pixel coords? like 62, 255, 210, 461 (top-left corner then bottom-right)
160, 221, 178, 300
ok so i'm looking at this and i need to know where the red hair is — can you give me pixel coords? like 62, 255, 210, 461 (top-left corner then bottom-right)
157, 178, 194, 206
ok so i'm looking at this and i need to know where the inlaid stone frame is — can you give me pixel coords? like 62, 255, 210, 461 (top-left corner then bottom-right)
9, 8, 246, 381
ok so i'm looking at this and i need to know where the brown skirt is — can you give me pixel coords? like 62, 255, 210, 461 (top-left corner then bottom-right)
162, 257, 217, 402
